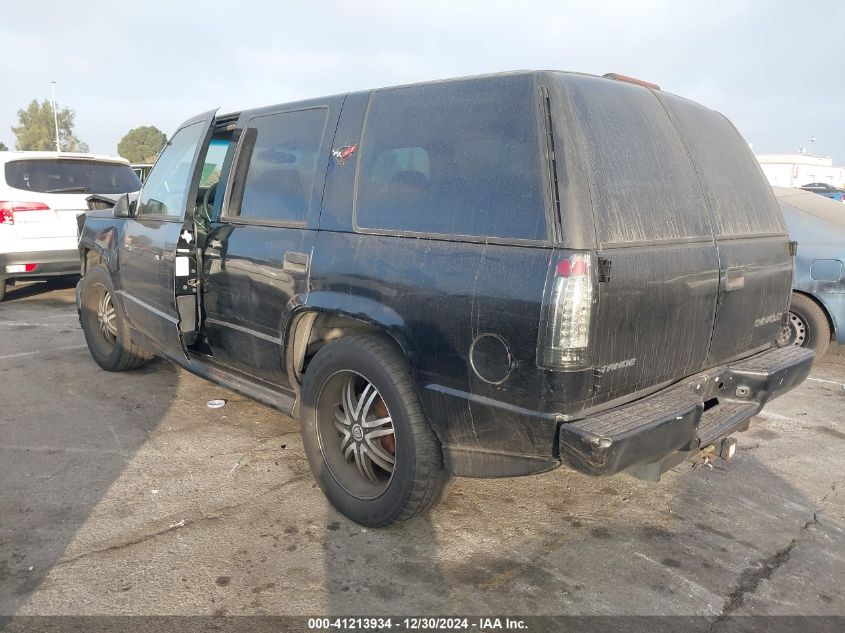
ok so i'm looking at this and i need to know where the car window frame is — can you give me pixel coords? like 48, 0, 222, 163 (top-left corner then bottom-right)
219, 105, 330, 229
350, 77, 556, 247
135, 119, 211, 223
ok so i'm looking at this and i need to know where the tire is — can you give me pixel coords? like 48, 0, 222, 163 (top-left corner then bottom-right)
785, 292, 831, 358
300, 335, 451, 527
79, 265, 155, 371
0, 278, 6, 302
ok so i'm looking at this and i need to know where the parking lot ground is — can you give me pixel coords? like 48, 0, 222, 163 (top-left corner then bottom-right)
1, 281, 843, 623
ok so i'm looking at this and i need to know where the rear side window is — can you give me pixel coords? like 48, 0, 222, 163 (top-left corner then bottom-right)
4, 159, 141, 195
355, 75, 547, 241
657, 92, 785, 237
230, 108, 327, 223
560, 74, 711, 245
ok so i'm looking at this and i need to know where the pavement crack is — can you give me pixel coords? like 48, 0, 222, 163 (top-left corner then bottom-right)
56, 518, 193, 567
709, 512, 820, 631
53, 472, 311, 567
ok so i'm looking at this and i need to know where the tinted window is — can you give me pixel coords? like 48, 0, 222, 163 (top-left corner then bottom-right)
137, 122, 205, 217
356, 75, 547, 240
4, 159, 141, 195
657, 92, 785, 236
560, 74, 711, 245
200, 138, 231, 188
232, 109, 327, 223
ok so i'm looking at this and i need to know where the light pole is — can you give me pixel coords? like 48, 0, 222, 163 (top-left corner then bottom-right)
50, 81, 60, 152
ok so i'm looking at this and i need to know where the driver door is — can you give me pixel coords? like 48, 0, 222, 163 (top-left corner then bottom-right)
118, 111, 216, 359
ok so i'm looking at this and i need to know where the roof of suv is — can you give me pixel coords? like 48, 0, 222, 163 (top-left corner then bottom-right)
218, 70, 673, 121
0, 151, 130, 165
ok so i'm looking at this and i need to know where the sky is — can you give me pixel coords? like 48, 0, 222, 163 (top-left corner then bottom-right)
1, 0, 843, 160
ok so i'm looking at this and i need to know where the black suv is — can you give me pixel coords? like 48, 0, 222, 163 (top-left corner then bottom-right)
77, 71, 813, 526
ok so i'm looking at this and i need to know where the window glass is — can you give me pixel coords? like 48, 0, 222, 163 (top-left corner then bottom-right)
200, 138, 231, 188
355, 75, 547, 240
4, 160, 141, 195
370, 147, 431, 184
233, 109, 327, 223
137, 122, 205, 217
656, 91, 786, 236
559, 74, 711, 245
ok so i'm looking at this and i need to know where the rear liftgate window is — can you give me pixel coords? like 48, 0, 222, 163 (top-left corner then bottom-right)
561, 74, 711, 245
355, 75, 547, 241
656, 92, 785, 237
5, 160, 141, 195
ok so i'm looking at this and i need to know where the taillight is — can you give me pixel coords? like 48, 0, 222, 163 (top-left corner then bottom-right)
538, 252, 596, 370
0, 201, 50, 225
5, 264, 38, 273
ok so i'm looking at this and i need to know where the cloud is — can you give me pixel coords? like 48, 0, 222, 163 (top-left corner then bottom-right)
1, 0, 842, 159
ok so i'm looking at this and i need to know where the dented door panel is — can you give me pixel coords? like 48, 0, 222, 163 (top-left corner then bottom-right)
203, 224, 314, 384
120, 112, 217, 358
200, 97, 342, 384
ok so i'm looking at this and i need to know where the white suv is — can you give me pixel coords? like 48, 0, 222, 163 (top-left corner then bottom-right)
0, 151, 141, 300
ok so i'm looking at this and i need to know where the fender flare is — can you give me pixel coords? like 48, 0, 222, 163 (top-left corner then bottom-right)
284, 290, 415, 382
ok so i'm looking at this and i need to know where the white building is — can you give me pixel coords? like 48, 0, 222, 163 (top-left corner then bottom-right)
756, 153, 845, 188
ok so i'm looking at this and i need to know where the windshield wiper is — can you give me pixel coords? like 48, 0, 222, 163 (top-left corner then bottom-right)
47, 186, 89, 193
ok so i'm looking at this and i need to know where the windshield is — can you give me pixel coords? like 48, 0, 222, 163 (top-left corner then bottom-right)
4, 159, 142, 195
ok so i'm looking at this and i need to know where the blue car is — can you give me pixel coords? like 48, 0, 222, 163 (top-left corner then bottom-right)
775, 186, 845, 357
799, 182, 845, 203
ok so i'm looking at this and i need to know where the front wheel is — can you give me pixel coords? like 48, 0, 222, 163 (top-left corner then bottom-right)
300, 335, 451, 527
80, 265, 154, 371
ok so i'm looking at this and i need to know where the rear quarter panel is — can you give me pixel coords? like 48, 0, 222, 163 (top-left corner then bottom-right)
78, 212, 126, 275
308, 232, 554, 454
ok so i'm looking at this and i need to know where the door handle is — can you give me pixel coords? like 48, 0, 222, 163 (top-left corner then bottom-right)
283, 251, 309, 273
725, 267, 745, 291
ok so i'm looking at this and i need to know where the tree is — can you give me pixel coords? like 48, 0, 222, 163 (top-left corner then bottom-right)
11, 99, 88, 152
0, 141, 7, 151
117, 126, 166, 163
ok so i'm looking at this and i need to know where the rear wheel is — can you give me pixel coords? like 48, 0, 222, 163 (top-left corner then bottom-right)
779, 292, 831, 358
300, 335, 451, 527
80, 265, 154, 371
0, 278, 6, 302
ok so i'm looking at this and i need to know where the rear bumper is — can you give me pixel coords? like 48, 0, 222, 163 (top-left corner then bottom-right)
0, 249, 81, 279
558, 345, 815, 476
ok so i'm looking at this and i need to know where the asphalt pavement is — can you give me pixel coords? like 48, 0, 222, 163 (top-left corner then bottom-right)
1, 279, 843, 628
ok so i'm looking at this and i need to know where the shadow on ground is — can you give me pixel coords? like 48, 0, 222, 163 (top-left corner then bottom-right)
0, 286, 178, 616
1, 278, 79, 304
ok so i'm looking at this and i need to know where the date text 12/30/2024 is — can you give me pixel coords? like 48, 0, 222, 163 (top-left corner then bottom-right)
308, 617, 528, 631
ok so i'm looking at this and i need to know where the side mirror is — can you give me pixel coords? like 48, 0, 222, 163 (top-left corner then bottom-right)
112, 194, 135, 218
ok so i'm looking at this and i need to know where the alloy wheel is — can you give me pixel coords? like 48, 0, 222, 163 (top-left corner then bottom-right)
89, 282, 118, 355
317, 371, 397, 499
